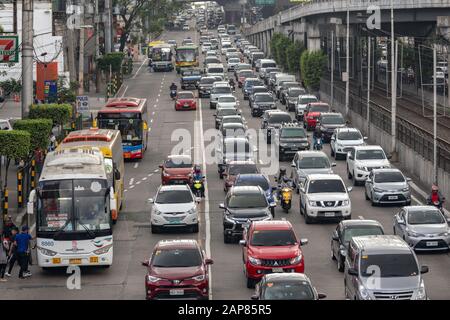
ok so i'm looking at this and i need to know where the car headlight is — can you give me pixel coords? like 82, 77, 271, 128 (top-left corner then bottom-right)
342, 200, 350, 206
190, 274, 205, 282
153, 208, 162, 216
401, 187, 410, 192
414, 281, 427, 300
163, 171, 171, 177
279, 143, 288, 147
308, 200, 317, 207
147, 275, 162, 283
224, 214, 235, 223
248, 256, 262, 266
358, 285, 372, 300
406, 229, 424, 238
438, 231, 449, 236
373, 187, 384, 193
187, 207, 197, 215
93, 244, 113, 255
289, 254, 303, 265
357, 166, 367, 171
38, 247, 58, 256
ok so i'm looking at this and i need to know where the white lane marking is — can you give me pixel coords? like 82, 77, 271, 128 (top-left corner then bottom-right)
154, 169, 159, 173
259, 159, 263, 164
156, 99, 159, 103
409, 181, 428, 198
134, 163, 139, 169
132, 58, 148, 79
152, 111, 155, 115
150, 119, 153, 123
411, 195, 423, 205
142, 177, 147, 181
148, 173, 153, 177
158, 94, 160, 97
136, 181, 141, 185
153, 104, 157, 108
124, 189, 128, 193
148, 128, 151, 132
130, 185, 135, 189
129, 178, 134, 185
121, 85, 129, 98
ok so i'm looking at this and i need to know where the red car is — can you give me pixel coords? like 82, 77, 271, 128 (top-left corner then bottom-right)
303, 102, 330, 130
142, 239, 213, 300
237, 70, 255, 88
240, 220, 308, 288
223, 160, 259, 192
160, 155, 194, 185
175, 91, 197, 111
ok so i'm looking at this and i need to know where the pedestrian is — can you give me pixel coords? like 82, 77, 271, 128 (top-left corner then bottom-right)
14, 226, 33, 279
2, 215, 17, 241
5, 227, 18, 277
0, 235, 8, 282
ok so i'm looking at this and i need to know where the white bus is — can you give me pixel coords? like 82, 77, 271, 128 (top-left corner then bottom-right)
27, 147, 117, 268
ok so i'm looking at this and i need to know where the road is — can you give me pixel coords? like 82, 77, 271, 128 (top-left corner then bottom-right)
1, 28, 449, 300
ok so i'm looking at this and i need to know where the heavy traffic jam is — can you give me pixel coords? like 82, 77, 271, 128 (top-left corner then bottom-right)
26, 7, 449, 301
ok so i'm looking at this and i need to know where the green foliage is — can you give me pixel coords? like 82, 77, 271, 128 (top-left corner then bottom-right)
13, 119, 53, 152
276, 36, 291, 70
300, 50, 327, 91
97, 52, 125, 73
29, 104, 72, 125
0, 130, 31, 160
286, 41, 305, 74
57, 79, 78, 103
0, 78, 22, 95
270, 33, 283, 60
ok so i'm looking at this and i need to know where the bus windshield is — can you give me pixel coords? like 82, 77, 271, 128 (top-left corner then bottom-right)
151, 48, 171, 62
98, 116, 142, 142
37, 179, 110, 233
176, 49, 196, 62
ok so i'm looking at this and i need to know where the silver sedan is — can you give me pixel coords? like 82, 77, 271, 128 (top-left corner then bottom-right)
393, 206, 450, 251
364, 168, 411, 206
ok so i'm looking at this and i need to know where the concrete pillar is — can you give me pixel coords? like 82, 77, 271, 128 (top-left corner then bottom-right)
307, 22, 321, 51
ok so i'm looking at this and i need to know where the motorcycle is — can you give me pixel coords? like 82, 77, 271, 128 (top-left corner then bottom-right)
427, 198, 446, 213
280, 185, 293, 213
192, 178, 204, 198
313, 137, 323, 150
170, 89, 177, 100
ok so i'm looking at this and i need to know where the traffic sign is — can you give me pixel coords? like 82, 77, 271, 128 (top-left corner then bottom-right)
76, 95, 90, 115
0, 36, 19, 63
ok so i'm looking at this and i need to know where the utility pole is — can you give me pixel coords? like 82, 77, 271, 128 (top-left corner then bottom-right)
367, 36, 371, 136
345, 2, 350, 116
94, 0, 100, 93
78, 0, 85, 95
13, 0, 17, 34
21, 0, 34, 118
433, 45, 438, 185
105, 0, 112, 53
331, 30, 334, 108
390, 0, 397, 159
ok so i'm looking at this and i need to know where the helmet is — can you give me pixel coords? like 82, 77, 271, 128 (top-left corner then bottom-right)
172, 82, 175, 86
194, 165, 201, 174
432, 184, 439, 192
279, 167, 286, 176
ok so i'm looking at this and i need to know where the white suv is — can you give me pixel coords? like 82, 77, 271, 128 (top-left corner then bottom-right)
330, 128, 367, 160
346, 145, 391, 186
149, 185, 200, 233
299, 174, 352, 224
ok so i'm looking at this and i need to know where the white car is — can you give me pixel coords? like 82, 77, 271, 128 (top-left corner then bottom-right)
201, 42, 212, 53
346, 145, 391, 186
206, 50, 218, 57
299, 174, 352, 224
149, 185, 200, 233
0, 119, 13, 130
295, 95, 318, 121
330, 128, 367, 160
221, 43, 232, 55
227, 58, 241, 71
216, 95, 238, 109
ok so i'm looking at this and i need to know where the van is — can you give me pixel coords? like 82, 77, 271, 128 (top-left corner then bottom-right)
256, 59, 276, 72
206, 63, 226, 79
274, 74, 296, 96
249, 52, 265, 67
344, 235, 429, 300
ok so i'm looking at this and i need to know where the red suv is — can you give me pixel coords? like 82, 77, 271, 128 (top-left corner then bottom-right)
142, 239, 213, 300
223, 160, 259, 192
303, 102, 330, 130
160, 155, 194, 185
240, 220, 308, 288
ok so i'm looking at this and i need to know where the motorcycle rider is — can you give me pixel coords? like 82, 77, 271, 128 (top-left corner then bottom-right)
191, 165, 205, 197
170, 82, 178, 99
276, 167, 292, 198
426, 184, 445, 210
228, 78, 236, 91
312, 125, 323, 150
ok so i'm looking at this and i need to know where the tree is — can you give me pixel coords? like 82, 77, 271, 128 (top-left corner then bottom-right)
276, 36, 291, 70
13, 119, 53, 154
286, 41, 305, 74
300, 50, 327, 91
29, 104, 72, 126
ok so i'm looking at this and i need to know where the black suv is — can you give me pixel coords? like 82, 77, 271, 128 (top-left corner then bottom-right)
250, 93, 276, 117
274, 123, 310, 161
198, 76, 216, 98
317, 112, 347, 142
261, 110, 293, 144
220, 186, 273, 243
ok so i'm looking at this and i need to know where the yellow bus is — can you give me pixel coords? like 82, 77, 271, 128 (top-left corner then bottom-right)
148, 40, 166, 57
58, 128, 124, 223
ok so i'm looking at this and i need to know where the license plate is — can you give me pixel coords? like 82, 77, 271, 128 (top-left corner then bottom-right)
90, 256, 99, 263
52, 258, 61, 264
388, 196, 398, 200
324, 212, 335, 217
426, 241, 438, 247
272, 268, 283, 273
170, 289, 184, 296
69, 258, 82, 265
184, 104, 189, 108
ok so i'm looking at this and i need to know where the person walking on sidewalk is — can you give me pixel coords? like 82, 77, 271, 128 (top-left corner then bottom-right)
0, 235, 8, 281
5, 227, 18, 277
14, 226, 33, 279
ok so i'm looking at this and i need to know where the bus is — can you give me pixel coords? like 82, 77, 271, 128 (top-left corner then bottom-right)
28, 147, 117, 268
175, 45, 199, 73
58, 128, 124, 223
149, 43, 174, 71
96, 98, 148, 160
147, 40, 166, 56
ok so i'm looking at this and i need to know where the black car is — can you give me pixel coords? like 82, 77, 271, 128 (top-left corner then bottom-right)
220, 186, 273, 243
248, 86, 270, 107
250, 93, 276, 117
198, 76, 216, 98
331, 219, 385, 271
251, 273, 326, 300
283, 87, 306, 111
261, 110, 293, 143
317, 112, 347, 142
279, 83, 301, 105
274, 123, 310, 161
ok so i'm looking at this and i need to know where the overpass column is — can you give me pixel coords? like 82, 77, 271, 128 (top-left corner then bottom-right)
306, 22, 321, 51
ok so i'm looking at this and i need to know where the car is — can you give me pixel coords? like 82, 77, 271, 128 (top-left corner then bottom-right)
219, 122, 247, 140
180, 69, 202, 90
199, 36, 209, 45
344, 235, 429, 300
393, 205, 450, 251
216, 95, 237, 109
240, 220, 308, 288
260, 67, 280, 82
227, 57, 241, 71
148, 185, 200, 233
299, 174, 352, 224
234, 63, 252, 79
201, 42, 212, 53
303, 102, 330, 130
210, 85, 232, 109
365, 168, 412, 206
274, 75, 296, 98
219, 115, 247, 131
221, 42, 232, 55
242, 78, 264, 100
317, 113, 347, 142
261, 110, 292, 143
237, 70, 256, 88
283, 87, 306, 111
182, 24, 190, 31
295, 95, 319, 121
203, 56, 221, 68
167, 40, 177, 49
251, 273, 326, 300
223, 160, 258, 192
331, 219, 385, 271
234, 173, 276, 214
330, 128, 367, 160
198, 76, 216, 98
216, 137, 255, 179
249, 52, 265, 67
248, 86, 270, 106
273, 123, 310, 160
159, 154, 194, 185
279, 82, 301, 105
220, 186, 273, 244
226, 52, 241, 62
291, 151, 335, 193
346, 145, 391, 186
206, 63, 225, 79
255, 59, 277, 73
205, 50, 218, 57
175, 91, 196, 111
142, 239, 213, 300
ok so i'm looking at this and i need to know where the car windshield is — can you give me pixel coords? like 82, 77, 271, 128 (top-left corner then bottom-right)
356, 149, 385, 160
208, 68, 224, 73
251, 230, 297, 246
155, 189, 193, 204
218, 110, 238, 118
228, 164, 258, 175
165, 157, 192, 168
222, 116, 242, 124
308, 179, 346, 193
213, 87, 231, 94
374, 172, 405, 183
338, 131, 362, 140
229, 58, 240, 63
182, 70, 201, 76
281, 128, 306, 138
298, 156, 330, 169
206, 58, 220, 64
227, 194, 267, 208
289, 89, 304, 97
321, 115, 345, 125
268, 114, 292, 124
360, 254, 419, 278
235, 176, 269, 191
255, 95, 273, 102
299, 97, 318, 104
245, 81, 263, 87
343, 226, 384, 242
262, 281, 315, 300
178, 93, 194, 99
219, 97, 236, 103
152, 248, 202, 268
239, 71, 254, 78
408, 210, 445, 225
309, 105, 329, 112
224, 141, 251, 154
200, 78, 215, 84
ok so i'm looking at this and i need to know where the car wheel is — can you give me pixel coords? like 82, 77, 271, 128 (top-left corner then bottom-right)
353, 177, 359, 186
405, 200, 411, 206
224, 234, 232, 244
331, 245, 336, 260
304, 213, 313, 224
246, 277, 256, 289
337, 255, 344, 272
191, 223, 199, 233
371, 197, 377, 207
347, 166, 353, 179
151, 225, 159, 234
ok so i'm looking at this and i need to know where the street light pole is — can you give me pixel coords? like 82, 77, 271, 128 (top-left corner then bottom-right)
390, 0, 397, 158
433, 44, 438, 184
367, 36, 371, 136
78, 0, 85, 95
331, 30, 334, 108
345, 2, 350, 116
21, 0, 34, 118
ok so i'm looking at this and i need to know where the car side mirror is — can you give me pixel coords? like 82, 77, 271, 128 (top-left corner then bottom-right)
141, 260, 149, 267
251, 294, 259, 300
205, 258, 214, 265
347, 186, 353, 193
348, 153, 354, 160
420, 265, 429, 274
159, 164, 163, 169
300, 238, 308, 246
239, 240, 247, 246
300, 187, 305, 194
347, 268, 358, 276
318, 293, 327, 299
331, 162, 337, 167
219, 203, 225, 209
363, 136, 368, 140
332, 231, 339, 241
147, 198, 154, 204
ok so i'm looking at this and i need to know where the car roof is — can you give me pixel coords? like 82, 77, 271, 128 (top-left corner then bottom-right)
236, 173, 268, 181
159, 184, 191, 192
307, 173, 342, 181
262, 273, 311, 283
252, 220, 294, 231
230, 185, 264, 195
353, 145, 384, 151
319, 112, 343, 117
156, 239, 199, 250
268, 111, 290, 117
224, 136, 249, 143
167, 154, 192, 161
299, 94, 318, 99
222, 123, 245, 129
340, 219, 383, 228
228, 160, 256, 165
178, 91, 194, 96
351, 235, 413, 254
335, 127, 360, 133
371, 168, 403, 174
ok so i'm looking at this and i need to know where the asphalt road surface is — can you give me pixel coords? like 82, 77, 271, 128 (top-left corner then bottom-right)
1, 28, 449, 300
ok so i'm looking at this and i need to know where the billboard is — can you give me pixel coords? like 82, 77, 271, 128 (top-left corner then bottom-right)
0, 36, 19, 63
